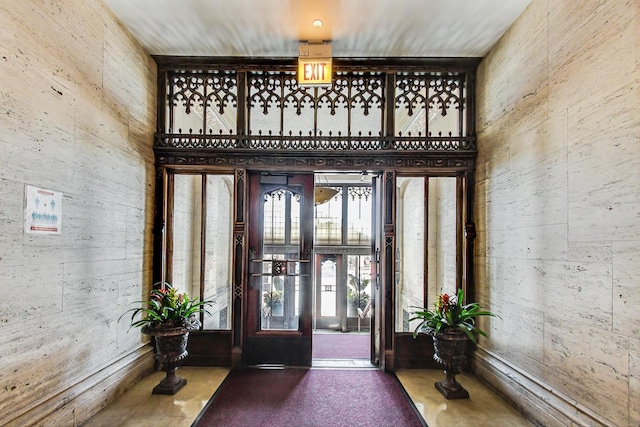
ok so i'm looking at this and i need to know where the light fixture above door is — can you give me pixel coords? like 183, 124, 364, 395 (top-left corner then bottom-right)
314, 187, 339, 206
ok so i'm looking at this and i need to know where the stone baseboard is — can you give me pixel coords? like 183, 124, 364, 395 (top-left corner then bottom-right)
472, 348, 616, 427
6, 345, 154, 427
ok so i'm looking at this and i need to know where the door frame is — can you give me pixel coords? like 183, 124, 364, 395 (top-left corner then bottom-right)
154, 166, 474, 371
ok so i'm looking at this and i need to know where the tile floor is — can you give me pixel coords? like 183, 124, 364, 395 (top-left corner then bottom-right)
83, 366, 535, 427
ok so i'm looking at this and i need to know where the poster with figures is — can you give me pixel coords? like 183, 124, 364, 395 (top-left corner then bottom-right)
24, 185, 62, 234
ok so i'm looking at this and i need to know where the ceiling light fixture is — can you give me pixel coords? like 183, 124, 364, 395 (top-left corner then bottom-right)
314, 187, 339, 206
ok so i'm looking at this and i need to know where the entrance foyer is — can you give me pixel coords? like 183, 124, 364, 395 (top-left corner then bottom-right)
152, 58, 478, 371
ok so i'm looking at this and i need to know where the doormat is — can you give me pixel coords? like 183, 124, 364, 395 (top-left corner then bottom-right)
193, 368, 427, 427
313, 332, 370, 359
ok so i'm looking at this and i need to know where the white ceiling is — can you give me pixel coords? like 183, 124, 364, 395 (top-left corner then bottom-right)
104, 0, 531, 58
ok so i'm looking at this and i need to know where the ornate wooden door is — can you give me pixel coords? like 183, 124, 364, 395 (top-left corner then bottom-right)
244, 173, 314, 366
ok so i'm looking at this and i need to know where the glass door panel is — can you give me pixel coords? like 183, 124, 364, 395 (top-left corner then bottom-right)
171, 174, 202, 298
347, 187, 372, 245
320, 259, 337, 317
428, 177, 458, 299
347, 255, 372, 331
170, 173, 234, 331
394, 176, 458, 333
260, 189, 301, 331
394, 177, 426, 333
314, 187, 342, 245
202, 174, 234, 330
314, 255, 342, 330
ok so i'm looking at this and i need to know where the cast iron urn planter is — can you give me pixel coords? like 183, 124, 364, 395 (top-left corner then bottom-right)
431, 328, 471, 399
142, 316, 200, 395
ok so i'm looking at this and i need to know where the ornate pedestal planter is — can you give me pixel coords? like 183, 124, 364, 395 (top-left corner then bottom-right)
432, 329, 470, 399
142, 317, 200, 395
411, 289, 498, 400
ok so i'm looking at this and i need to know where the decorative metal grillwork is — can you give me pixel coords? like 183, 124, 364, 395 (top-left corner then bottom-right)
167, 71, 238, 134
246, 71, 384, 146
395, 74, 465, 139
155, 132, 474, 151
348, 186, 372, 201
395, 75, 462, 118
264, 188, 301, 202
155, 60, 478, 165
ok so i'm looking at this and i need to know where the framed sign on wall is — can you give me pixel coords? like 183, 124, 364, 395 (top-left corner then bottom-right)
24, 185, 62, 235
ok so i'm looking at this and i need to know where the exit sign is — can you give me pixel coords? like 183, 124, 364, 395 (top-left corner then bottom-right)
298, 58, 332, 86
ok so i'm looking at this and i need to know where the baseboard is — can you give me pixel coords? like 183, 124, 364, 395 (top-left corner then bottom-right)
6, 345, 154, 427
472, 348, 616, 427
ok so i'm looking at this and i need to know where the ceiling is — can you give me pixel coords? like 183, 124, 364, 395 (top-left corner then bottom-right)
104, 0, 531, 58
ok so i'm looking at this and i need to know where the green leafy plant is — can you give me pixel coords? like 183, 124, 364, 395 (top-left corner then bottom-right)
263, 290, 283, 307
410, 288, 499, 343
120, 282, 212, 330
347, 274, 370, 311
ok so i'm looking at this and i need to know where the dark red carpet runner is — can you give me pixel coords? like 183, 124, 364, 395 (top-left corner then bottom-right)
193, 368, 426, 427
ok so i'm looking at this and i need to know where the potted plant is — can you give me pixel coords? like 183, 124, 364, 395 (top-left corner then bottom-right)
120, 282, 212, 395
262, 290, 284, 316
347, 274, 371, 313
411, 288, 499, 399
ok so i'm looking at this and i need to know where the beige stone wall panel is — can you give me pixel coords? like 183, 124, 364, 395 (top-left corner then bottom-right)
476, 0, 638, 423
0, 263, 64, 324
475, 111, 511, 182
544, 316, 629, 426
567, 240, 613, 263
548, 0, 638, 115
612, 241, 640, 336
567, 83, 640, 242
549, 0, 640, 112
0, 1, 105, 107
630, 337, 640, 426
0, 179, 26, 266
0, 0, 156, 424
476, 0, 548, 132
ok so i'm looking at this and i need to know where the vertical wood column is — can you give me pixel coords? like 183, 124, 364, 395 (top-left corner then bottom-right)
152, 166, 167, 285
465, 70, 477, 142
456, 175, 464, 293
157, 70, 167, 134
423, 177, 430, 306
232, 169, 247, 368
382, 170, 396, 371
236, 71, 248, 148
463, 171, 476, 303
165, 173, 175, 284
382, 73, 395, 149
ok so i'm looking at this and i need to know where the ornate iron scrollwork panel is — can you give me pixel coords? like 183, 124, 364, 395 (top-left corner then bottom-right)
156, 62, 478, 158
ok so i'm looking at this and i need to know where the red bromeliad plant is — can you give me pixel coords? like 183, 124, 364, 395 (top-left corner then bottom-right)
410, 288, 499, 343
120, 282, 212, 330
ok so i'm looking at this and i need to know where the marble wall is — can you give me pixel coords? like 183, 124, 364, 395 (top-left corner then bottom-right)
474, 0, 640, 425
0, 1, 157, 425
